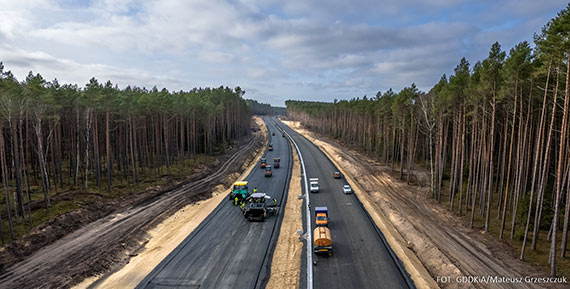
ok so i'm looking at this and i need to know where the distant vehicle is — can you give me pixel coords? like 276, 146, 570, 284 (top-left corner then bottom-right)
273, 157, 280, 168
260, 158, 267, 168
314, 226, 332, 256
264, 165, 272, 177
282, 133, 285, 137
333, 171, 341, 179
315, 207, 328, 227
309, 178, 319, 193
268, 143, 273, 151
229, 181, 249, 201
272, 132, 275, 136
343, 184, 352, 194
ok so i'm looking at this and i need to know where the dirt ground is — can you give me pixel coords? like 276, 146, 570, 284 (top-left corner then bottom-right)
282, 120, 565, 289
266, 140, 303, 289
0, 117, 267, 289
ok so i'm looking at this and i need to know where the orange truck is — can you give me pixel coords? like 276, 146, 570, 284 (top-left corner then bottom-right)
264, 165, 272, 177
315, 207, 328, 226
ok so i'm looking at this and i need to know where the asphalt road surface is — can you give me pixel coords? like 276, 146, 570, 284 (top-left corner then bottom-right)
136, 118, 292, 289
277, 118, 413, 289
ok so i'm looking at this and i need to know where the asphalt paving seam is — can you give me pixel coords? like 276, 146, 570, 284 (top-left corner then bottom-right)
134, 194, 232, 289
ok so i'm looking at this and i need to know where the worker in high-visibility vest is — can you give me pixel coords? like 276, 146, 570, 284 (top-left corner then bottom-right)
234, 196, 239, 206
253, 187, 258, 194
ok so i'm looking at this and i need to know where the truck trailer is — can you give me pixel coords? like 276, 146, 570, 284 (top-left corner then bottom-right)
313, 226, 332, 256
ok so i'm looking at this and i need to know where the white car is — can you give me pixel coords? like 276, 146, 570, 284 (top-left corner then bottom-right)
342, 184, 352, 194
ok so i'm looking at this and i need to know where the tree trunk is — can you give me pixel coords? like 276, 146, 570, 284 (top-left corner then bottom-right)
522, 70, 549, 259
485, 82, 497, 233
550, 56, 569, 275
533, 66, 560, 250
106, 110, 111, 192
33, 111, 51, 213
0, 127, 14, 240
500, 78, 518, 239
84, 108, 93, 190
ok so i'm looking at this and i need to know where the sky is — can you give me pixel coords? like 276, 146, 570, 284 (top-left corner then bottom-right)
0, 0, 566, 106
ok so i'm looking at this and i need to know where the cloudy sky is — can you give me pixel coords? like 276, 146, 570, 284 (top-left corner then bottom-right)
0, 0, 566, 106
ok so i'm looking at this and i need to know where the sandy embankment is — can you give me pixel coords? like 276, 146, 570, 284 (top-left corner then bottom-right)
74, 117, 268, 289
281, 119, 439, 289
266, 140, 303, 289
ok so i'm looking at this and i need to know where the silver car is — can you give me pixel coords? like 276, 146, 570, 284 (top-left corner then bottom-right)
342, 184, 352, 194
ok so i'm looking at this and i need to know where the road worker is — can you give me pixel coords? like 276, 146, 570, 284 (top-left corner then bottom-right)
253, 187, 258, 194
234, 196, 239, 206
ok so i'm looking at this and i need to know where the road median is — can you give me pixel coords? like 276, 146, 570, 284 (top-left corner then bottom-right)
266, 139, 303, 289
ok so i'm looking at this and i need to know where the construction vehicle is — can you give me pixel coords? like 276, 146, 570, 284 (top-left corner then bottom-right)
242, 193, 277, 221
315, 207, 328, 227
229, 181, 249, 201
314, 226, 332, 256
309, 178, 319, 193
260, 157, 267, 168
243, 193, 267, 221
273, 157, 280, 168
264, 165, 273, 177
268, 143, 273, 151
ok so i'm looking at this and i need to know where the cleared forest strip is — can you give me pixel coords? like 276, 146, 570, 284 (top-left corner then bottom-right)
281, 119, 437, 289
0, 117, 266, 289
282, 119, 567, 289
76, 117, 269, 289
266, 139, 303, 289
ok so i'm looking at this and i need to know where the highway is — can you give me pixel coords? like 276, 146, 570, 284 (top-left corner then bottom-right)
136, 118, 292, 289
277, 118, 414, 289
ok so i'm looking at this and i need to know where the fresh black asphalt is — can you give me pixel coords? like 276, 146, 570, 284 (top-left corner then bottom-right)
277, 118, 413, 289
137, 116, 413, 289
136, 118, 292, 289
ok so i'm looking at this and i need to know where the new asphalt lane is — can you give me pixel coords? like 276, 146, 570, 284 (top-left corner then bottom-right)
277, 117, 413, 289
136, 118, 292, 289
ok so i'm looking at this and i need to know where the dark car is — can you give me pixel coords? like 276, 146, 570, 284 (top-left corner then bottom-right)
333, 171, 341, 179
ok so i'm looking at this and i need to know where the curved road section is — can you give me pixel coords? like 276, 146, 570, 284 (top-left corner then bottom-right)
136, 118, 292, 289
277, 118, 414, 289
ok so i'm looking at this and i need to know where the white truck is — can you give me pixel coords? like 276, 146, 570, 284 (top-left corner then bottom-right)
309, 177, 319, 193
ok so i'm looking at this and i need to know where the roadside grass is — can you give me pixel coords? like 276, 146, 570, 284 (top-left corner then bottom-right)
0, 154, 214, 245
